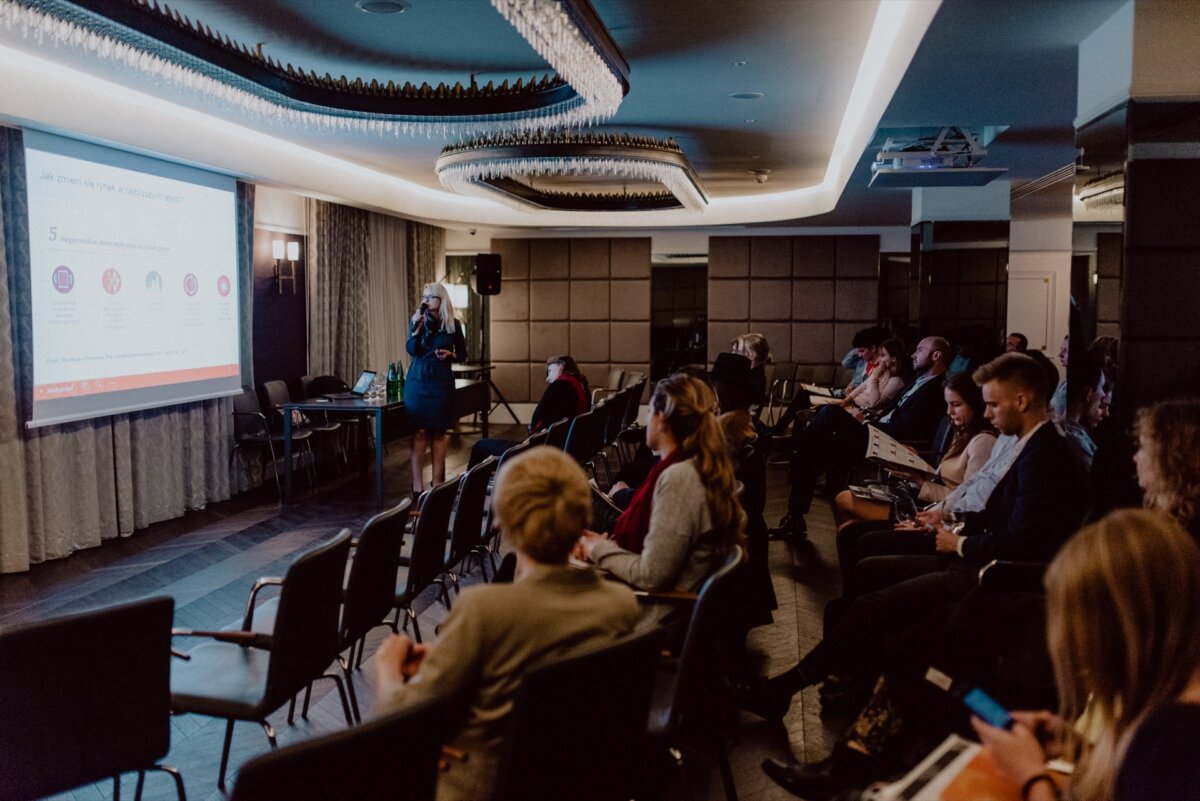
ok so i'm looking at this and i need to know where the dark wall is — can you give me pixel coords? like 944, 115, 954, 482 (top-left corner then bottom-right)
251, 228, 306, 386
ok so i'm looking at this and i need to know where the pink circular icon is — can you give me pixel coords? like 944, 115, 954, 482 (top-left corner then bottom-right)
51, 265, 74, 294
102, 268, 122, 295
183, 273, 199, 296
217, 275, 231, 297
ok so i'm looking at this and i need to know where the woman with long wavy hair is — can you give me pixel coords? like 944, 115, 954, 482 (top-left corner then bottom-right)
1132, 398, 1200, 539
579, 373, 745, 597
975, 509, 1200, 801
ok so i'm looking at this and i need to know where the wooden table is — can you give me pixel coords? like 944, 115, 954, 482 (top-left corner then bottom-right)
281, 379, 490, 506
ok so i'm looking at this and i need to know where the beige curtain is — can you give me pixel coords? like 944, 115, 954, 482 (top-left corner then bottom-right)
366, 212, 410, 373
306, 199, 370, 381
0, 129, 236, 573
406, 220, 444, 317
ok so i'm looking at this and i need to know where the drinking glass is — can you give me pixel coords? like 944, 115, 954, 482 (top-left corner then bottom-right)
942, 506, 967, 535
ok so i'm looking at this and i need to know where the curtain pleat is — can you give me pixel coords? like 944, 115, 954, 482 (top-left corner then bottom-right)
405, 220, 443, 310
307, 199, 370, 381
0, 128, 242, 573
366, 212, 410, 373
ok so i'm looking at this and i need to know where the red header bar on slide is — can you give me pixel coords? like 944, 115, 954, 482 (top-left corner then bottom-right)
35, 364, 239, 398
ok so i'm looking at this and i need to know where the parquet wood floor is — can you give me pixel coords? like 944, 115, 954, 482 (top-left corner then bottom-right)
0, 425, 846, 801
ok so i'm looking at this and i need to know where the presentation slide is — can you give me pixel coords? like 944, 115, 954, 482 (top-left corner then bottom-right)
23, 131, 240, 428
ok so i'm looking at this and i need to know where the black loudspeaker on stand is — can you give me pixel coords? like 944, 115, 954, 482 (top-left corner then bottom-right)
475, 253, 502, 295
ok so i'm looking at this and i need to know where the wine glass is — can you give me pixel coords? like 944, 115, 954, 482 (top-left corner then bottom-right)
942, 506, 967, 535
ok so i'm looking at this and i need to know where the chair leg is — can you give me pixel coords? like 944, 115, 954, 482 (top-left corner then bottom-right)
134, 771, 144, 801
301, 682, 313, 719
217, 719, 236, 790
324, 670, 355, 726
113, 775, 122, 801
261, 720, 278, 747
340, 656, 362, 723
717, 752, 739, 801
151, 764, 187, 801
287, 694, 297, 724
408, 609, 422, 643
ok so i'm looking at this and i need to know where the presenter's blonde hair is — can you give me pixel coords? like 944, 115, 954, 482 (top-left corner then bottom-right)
492, 446, 590, 564
422, 282, 458, 334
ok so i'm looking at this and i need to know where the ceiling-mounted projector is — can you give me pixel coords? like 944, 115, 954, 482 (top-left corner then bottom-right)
870, 126, 1007, 188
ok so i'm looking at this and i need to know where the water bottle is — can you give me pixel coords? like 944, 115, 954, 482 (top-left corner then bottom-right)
386, 363, 397, 401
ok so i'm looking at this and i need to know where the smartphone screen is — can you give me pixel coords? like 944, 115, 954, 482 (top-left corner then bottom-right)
962, 687, 1013, 730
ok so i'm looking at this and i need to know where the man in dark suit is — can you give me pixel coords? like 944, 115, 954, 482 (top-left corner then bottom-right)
746, 353, 1090, 730
773, 336, 952, 538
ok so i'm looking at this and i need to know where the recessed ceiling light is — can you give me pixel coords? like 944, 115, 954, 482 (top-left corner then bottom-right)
728, 91, 764, 100
733, 61, 747, 67
744, 119, 756, 123
356, 0, 409, 13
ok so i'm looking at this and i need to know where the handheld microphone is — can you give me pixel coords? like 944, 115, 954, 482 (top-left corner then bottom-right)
419, 301, 428, 312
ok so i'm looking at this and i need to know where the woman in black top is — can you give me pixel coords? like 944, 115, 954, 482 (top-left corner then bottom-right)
405, 282, 466, 497
974, 509, 1200, 801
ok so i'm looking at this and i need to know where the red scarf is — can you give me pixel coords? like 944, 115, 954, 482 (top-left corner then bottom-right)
558, 373, 589, 415
611, 449, 686, 553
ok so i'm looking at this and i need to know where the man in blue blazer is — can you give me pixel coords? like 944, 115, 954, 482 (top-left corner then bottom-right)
745, 353, 1090, 728
773, 336, 952, 539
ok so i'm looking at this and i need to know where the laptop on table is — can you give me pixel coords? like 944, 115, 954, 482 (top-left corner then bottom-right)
324, 370, 376, 400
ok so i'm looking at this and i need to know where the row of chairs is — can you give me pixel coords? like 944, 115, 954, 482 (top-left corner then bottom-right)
763, 361, 856, 427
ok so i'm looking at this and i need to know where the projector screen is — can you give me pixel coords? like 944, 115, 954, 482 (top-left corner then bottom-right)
23, 131, 241, 428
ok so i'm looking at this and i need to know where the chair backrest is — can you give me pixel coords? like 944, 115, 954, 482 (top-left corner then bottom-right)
401, 479, 459, 601
341, 501, 410, 648
810, 364, 836, 385
931, 415, 954, 462
494, 626, 663, 801
602, 389, 628, 443
604, 367, 625, 391
232, 387, 269, 439
259, 379, 292, 410
264, 530, 353, 707
525, 429, 550, 448
563, 408, 601, 466
544, 417, 572, 450
833, 364, 858, 388
621, 378, 647, 429
447, 456, 498, 569
662, 546, 747, 738
793, 364, 816, 383
228, 694, 454, 801
0, 597, 174, 801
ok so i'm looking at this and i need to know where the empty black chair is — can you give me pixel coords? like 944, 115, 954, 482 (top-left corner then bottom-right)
171, 531, 354, 790
0, 597, 184, 801
494, 626, 663, 801
443, 456, 498, 593
228, 694, 454, 801
393, 478, 458, 642
260, 379, 345, 473
544, 416, 572, 449
563, 408, 603, 468
648, 546, 747, 801
231, 387, 314, 495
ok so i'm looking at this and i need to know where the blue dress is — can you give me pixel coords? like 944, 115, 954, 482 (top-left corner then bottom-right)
404, 316, 467, 431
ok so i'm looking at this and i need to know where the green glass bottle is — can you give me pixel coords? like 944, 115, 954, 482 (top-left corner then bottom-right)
386, 362, 397, 401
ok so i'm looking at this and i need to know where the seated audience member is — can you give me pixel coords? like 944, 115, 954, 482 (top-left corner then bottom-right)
1058, 353, 1107, 470
974, 509, 1200, 801
840, 337, 911, 418
578, 373, 745, 599
833, 371, 997, 529
731, 332, 771, 407
946, 325, 995, 379
1004, 332, 1028, 353
712, 352, 775, 628
772, 336, 952, 539
1087, 334, 1119, 375
373, 446, 638, 801
772, 326, 887, 436
1049, 334, 1069, 421
468, 355, 589, 467
743, 353, 1089, 720
1134, 398, 1200, 539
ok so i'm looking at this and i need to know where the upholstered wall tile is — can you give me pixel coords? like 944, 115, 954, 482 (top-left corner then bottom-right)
793, 236, 836, 277
491, 362, 531, 403
709, 237, 750, 277
490, 238, 529, 280
530, 238, 569, 278
609, 279, 651, 321
610, 322, 650, 362
834, 279, 878, 320
835, 236, 880, 277
792, 322, 835, 363
569, 239, 610, 278
610, 238, 651, 278
833, 322, 864, 358
751, 322, 792, 362
490, 280, 529, 321
708, 279, 749, 320
708, 321, 749, 363
529, 280, 569, 320
570, 280, 610, 320
749, 279, 792, 320
792, 280, 836, 320
571, 322, 610, 362
579, 363, 612, 391
529, 322, 570, 361
490, 321, 529, 361
751, 237, 793, 277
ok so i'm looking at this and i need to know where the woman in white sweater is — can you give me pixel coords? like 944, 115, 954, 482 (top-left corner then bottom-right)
841, 337, 912, 417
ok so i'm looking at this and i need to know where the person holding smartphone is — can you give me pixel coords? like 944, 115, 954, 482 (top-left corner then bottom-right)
974, 509, 1200, 801
405, 282, 466, 500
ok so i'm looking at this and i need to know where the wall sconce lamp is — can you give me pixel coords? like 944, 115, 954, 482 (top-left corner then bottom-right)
273, 238, 299, 294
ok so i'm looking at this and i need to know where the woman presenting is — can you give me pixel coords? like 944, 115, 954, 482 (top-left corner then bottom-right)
405, 282, 466, 499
